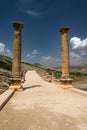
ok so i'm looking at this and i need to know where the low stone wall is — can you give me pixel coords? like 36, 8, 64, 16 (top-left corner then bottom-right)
0, 70, 11, 94
70, 88, 87, 97
0, 89, 15, 111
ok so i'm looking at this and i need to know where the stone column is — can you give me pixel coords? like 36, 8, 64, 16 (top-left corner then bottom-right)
10, 22, 24, 91
59, 27, 73, 89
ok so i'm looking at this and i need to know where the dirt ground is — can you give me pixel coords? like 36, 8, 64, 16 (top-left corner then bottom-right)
0, 71, 87, 130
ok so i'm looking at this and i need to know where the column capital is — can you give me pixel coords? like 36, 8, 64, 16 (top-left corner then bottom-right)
59, 27, 70, 33
13, 21, 24, 30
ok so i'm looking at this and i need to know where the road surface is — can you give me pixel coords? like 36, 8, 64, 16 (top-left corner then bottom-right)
0, 70, 87, 130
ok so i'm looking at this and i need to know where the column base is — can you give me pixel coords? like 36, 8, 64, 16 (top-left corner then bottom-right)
9, 77, 23, 91
60, 78, 73, 89
9, 85, 23, 91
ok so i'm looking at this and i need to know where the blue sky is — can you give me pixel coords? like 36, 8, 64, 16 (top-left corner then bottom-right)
0, 0, 87, 66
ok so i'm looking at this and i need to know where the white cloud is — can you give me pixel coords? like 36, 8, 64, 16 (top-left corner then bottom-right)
26, 53, 60, 66
80, 51, 87, 56
70, 51, 87, 65
70, 37, 87, 50
26, 54, 36, 59
70, 52, 80, 58
32, 50, 38, 55
26, 49, 38, 59
0, 42, 12, 57
27, 10, 41, 16
41, 56, 60, 67
41, 56, 52, 61
26, 54, 30, 58
42, 56, 60, 62
70, 37, 87, 65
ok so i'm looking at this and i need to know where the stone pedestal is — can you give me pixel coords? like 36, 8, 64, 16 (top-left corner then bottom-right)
10, 22, 24, 91
59, 27, 73, 89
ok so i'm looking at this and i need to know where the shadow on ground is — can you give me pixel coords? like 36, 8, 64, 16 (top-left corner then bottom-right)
23, 85, 41, 90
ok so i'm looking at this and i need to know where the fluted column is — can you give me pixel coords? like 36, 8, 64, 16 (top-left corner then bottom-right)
10, 22, 24, 91
59, 27, 73, 89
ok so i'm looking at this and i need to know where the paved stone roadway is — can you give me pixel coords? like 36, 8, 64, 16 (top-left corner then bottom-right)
0, 70, 87, 130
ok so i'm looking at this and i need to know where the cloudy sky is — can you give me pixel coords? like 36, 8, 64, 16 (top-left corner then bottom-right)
0, 0, 87, 66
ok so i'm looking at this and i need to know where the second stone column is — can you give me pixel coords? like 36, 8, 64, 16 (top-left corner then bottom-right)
59, 27, 73, 89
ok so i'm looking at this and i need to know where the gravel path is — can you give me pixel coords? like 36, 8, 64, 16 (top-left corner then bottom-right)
0, 70, 87, 130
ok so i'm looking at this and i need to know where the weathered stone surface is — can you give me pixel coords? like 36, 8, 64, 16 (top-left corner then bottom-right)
10, 22, 24, 91
60, 27, 73, 88
0, 70, 11, 94
1, 71, 87, 130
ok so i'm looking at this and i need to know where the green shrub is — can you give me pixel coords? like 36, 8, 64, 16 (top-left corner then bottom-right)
53, 71, 61, 79
3, 64, 12, 70
0, 61, 12, 70
46, 69, 53, 75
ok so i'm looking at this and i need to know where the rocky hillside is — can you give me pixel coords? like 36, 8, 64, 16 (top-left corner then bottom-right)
0, 55, 11, 94
0, 55, 52, 94
0, 54, 87, 94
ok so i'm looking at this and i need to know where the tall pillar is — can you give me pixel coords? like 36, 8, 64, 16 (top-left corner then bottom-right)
59, 27, 73, 89
10, 22, 24, 91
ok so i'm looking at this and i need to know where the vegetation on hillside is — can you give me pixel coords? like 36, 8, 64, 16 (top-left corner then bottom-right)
0, 61, 12, 70
0, 54, 12, 70
46, 68, 61, 79
46, 68, 87, 83
0, 55, 87, 83
0, 55, 87, 95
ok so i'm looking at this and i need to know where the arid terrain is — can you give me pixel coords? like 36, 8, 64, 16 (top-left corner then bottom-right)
0, 54, 87, 94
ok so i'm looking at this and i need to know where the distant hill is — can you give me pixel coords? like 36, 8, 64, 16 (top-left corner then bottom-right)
0, 54, 87, 91
0, 54, 87, 73
0, 55, 87, 94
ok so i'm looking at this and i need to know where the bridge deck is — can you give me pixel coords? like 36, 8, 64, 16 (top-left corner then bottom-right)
0, 70, 87, 130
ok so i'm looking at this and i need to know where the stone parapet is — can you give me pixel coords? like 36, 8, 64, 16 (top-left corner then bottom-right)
0, 89, 15, 111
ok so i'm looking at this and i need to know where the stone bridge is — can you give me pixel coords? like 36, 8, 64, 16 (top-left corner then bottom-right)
0, 70, 87, 130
